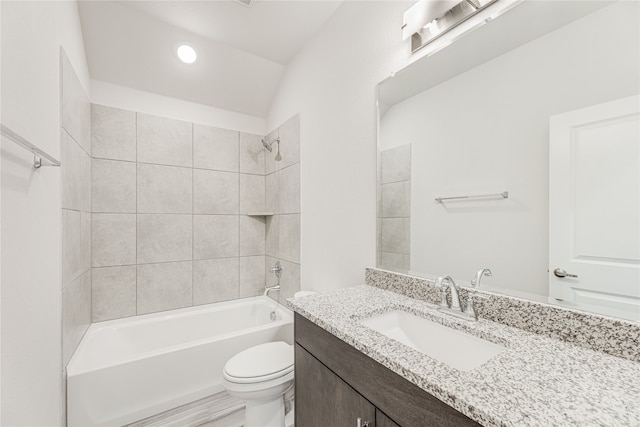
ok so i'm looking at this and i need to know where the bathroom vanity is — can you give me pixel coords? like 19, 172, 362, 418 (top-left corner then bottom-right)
289, 270, 640, 427
295, 313, 479, 426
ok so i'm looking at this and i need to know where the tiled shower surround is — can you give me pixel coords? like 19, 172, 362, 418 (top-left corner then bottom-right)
90, 107, 301, 322
61, 52, 92, 367
60, 50, 92, 425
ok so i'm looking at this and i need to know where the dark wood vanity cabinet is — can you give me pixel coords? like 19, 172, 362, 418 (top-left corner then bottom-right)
294, 314, 480, 427
296, 344, 376, 426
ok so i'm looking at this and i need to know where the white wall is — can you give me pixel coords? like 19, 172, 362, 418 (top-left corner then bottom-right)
267, 1, 415, 291
1, 1, 89, 425
91, 79, 266, 135
266, 0, 504, 291
380, 2, 639, 296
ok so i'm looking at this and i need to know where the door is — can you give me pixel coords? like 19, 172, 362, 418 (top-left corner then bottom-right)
295, 344, 376, 427
549, 95, 640, 321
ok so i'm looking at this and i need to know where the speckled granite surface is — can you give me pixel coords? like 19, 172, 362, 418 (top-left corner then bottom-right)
288, 286, 640, 427
366, 268, 640, 363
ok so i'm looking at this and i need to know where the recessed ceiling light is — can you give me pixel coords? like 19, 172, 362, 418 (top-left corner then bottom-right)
177, 44, 197, 64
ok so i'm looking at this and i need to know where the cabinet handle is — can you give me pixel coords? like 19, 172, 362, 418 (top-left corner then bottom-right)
357, 417, 370, 427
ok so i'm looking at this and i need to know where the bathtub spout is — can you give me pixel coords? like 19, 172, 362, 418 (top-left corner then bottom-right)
264, 284, 281, 297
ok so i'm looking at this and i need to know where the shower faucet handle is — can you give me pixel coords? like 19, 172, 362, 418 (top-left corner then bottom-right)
270, 261, 282, 279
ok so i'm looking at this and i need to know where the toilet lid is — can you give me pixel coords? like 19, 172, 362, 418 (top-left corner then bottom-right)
224, 341, 293, 383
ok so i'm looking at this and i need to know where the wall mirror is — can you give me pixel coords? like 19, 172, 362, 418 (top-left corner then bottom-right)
376, 0, 639, 322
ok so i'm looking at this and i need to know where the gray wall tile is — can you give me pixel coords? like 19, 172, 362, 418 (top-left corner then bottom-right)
92, 104, 136, 161
92, 159, 136, 213
137, 113, 192, 167
193, 124, 239, 172
137, 261, 192, 314
265, 215, 279, 258
239, 133, 264, 175
88, 107, 302, 321
240, 174, 265, 213
193, 258, 239, 305
240, 216, 265, 256
381, 252, 410, 271
380, 218, 410, 254
381, 181, 411, 218
62, 209, 82, 287
193, 215, 239, 259
381, 144, 411, 184
265, 256, 279, 287
278, 164, 300, 214
264, 129, 279, 175
92, 266, 136, 322
239, 256, 265, 298
62, 130, 91, 212
193, 169, 239, 214
137, 214, 192, 264
276, 259, 300, 305
92, 214, 136, 267
62, 50, 92, 369
61, 53, 91, 155
137, 164, 193, 214
265, 172, 278, 214
81, 211, 92, 274
62, 270, 91, 365
279, 214, 300, 264
277, 114, 300, 170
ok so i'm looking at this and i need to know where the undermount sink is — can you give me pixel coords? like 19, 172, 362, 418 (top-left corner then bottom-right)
360, 310, 505, 371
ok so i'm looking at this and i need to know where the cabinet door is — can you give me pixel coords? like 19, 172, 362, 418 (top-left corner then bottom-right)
296, 344, 375, 427
376, 410, 400, 427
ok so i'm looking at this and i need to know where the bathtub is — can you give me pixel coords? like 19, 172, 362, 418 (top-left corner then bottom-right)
67, 296, 293, 427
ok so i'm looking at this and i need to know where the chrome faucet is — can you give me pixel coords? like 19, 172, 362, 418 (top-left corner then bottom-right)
264, 284, 280, 297
436, 275, 478, 321
436, 276, 462, 310
264, 261, 283, 297
471, 268, 492, 288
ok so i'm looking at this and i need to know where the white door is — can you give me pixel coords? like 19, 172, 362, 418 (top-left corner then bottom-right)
549, 95, 640, 322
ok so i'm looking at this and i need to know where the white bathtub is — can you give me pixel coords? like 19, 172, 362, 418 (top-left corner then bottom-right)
67, 296, 293, 427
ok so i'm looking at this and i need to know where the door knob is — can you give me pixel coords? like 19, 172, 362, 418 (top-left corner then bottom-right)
357, 417, 370, 427
554, 268, 578, 278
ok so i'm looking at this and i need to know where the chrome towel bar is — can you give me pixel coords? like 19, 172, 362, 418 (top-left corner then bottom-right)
435, 191, 508, 203
1, 123, 61, 169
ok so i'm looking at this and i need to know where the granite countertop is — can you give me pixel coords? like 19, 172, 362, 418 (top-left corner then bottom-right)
288, 285, 640, 427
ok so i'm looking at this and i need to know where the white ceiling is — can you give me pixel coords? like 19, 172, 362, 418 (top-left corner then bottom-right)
78, 1, 343, 117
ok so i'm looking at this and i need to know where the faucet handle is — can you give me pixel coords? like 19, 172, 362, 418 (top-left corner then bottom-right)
270, 261, 283, 280
463, 293, 489, 319
463, 298, 477, 319
435, 277, 450, 308
439, 288, 449, 309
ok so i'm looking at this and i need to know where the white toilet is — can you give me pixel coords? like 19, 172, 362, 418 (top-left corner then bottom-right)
223, 341, 294, 427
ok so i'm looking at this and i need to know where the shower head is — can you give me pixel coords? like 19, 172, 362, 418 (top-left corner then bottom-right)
261, 137, 279, 152
262, 138, 273, 152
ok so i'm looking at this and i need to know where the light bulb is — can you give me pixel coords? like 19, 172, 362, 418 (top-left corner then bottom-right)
177, 44, 197, 64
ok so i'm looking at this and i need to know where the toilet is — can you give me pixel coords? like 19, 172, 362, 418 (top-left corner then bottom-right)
223, 341, 294, 427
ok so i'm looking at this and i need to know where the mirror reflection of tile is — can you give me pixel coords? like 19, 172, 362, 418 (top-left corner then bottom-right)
378, 144, 411, 271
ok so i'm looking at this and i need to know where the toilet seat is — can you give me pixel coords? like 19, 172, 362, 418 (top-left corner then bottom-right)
223, 341, 294, 384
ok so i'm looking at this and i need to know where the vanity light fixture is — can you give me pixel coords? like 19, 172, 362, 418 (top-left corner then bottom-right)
402, 0, 499, 53
177, 44, 198, 64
